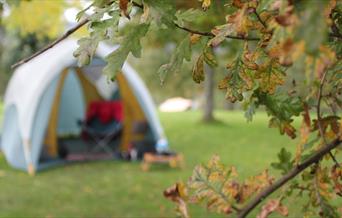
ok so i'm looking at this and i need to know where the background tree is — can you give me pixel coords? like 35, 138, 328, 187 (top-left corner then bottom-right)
6, 0, 342, 217
129, 0, 235, 121
0, 0, 72, 97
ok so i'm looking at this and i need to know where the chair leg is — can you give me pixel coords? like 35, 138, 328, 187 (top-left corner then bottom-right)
141, 161, 150, 171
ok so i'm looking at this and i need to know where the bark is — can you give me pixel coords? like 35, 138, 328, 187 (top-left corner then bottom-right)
202, 64, 215, 122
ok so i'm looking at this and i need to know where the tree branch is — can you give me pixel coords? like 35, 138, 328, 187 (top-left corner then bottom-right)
11, 18, 89, 69
237, 137, 342, 218
11, 1, 261, 69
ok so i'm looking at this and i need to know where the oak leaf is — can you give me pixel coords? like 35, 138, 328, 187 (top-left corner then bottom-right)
331, 165, 342, 196
295, 105, 311, 164
275, 5, 296, 27
164, 182, 190, 218
192, 54, 205, 83
257, 199, 289, 218
119, 0, 130, 19
226, 6, 253, 37
199, 0, 211, 10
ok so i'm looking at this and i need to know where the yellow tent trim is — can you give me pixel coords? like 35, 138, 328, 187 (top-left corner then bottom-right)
75, 68, 103, 105
44, 68, 103, 156
116, 72, 145, 151
43, 69, 69, 157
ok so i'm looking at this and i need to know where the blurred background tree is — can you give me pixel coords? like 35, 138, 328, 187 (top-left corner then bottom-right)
0, 0, 77, 97
129, 0, 242, 122
0, 0, 67, 97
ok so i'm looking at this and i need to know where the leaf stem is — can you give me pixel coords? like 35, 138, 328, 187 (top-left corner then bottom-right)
253, 9, 267, 29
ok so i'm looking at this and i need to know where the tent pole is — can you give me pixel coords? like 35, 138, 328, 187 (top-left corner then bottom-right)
23, 139, 35, 175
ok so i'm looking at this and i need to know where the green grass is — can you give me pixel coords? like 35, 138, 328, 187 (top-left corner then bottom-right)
0, 110, 323, 217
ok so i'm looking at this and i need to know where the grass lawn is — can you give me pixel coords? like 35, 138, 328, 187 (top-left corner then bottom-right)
0, 110, 335, 218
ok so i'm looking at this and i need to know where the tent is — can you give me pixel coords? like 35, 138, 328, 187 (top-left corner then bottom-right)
0, 39, 168, 174
159, 97, 193, 112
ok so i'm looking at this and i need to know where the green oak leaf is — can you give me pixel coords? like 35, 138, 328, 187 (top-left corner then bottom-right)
104, 23, 150, 80
144, 0, 177, 28
175, 8, 204, 26
271, 148, 293, 175
157, 35, 191, 84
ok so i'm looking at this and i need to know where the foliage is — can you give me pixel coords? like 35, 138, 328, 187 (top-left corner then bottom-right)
0, 30, 50, 96
3, 0, 68, 39
186, 155, 275, 215
4, 0, 342, 217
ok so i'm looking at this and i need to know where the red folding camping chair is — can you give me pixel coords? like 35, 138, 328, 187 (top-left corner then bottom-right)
78, 101, 123, 156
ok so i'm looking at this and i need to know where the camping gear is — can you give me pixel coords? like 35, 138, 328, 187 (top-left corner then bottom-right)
77, 101, 123, 156
141, 152, 184, 171
159, 97, 193, 112
0, 39, 168, 174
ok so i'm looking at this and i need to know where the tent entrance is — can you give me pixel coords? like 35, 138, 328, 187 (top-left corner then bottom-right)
40, 68, 122, 162
39, 67, 155, 164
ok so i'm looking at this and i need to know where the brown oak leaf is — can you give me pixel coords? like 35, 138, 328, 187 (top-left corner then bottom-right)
257, 199, 289, 218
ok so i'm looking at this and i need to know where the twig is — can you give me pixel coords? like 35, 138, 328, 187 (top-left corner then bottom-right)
174, 23, 260, 41
316, 71, 340, 166
11, 18, 89, 69
253, 9, 267, 29
174, 23, 213, 37
237, 137, 342, 218
132, 1, 143, 9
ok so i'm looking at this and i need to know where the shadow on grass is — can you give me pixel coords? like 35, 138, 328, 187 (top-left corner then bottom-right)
37, 158, 124, 175
142, 164, 183, 172
198, 118, 229, 127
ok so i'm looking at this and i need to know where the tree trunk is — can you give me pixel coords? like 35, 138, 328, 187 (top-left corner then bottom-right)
224, 101, 235, 110
202, 64, 215, 122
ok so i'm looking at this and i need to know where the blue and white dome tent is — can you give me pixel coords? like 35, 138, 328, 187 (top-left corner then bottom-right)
0, 39, 168, 175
